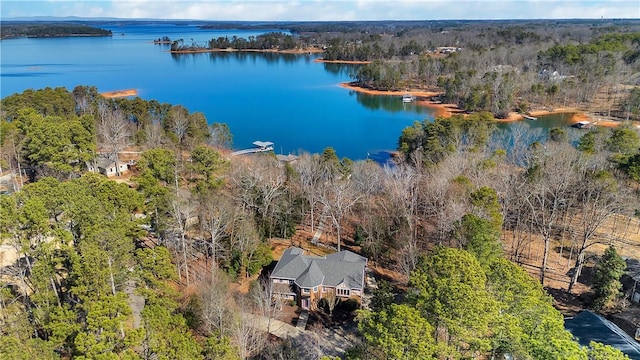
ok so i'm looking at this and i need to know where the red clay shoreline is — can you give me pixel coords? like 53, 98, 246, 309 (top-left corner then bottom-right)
339, 82, 632, 127
101, 89, 138, 98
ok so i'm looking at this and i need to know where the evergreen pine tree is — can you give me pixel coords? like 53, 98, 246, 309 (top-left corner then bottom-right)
592, 246, 626, 310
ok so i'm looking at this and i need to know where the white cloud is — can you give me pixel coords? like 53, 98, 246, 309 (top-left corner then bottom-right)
2, 0, 639, 20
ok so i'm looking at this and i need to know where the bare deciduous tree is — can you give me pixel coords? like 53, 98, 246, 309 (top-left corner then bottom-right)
97, 104, 132, 176
143, 121, 168, 149
170, 106, 189, 148
320, 179, 361, 252
200, 272, 235, 339
524, 143, 582, 285
168, 194, 195, 285
198, 192, 233, 279
295, 154, 325, 232
233, 313, 268, 360
250, 278, 280, 335
384, 164, 420, 247
567, 169, 629, 293
322, 289, 340, 317
232, 215, 262, 280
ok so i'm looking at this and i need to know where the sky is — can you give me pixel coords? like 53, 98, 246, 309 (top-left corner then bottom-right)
1, 0, 639, 21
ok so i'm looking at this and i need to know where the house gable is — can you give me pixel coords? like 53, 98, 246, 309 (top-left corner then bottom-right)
270, 247, 367, 294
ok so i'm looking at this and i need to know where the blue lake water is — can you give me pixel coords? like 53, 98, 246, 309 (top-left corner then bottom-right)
1, 23, 572, 160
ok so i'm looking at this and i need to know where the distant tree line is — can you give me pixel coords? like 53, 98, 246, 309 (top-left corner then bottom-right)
349, 29, 640, 118
171, 19, 640, 119
170, 32, 298, 52
0, 22, 112, 39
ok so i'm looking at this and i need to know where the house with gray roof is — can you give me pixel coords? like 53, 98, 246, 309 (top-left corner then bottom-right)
86, 155, 131, 177
270, 247, 367, 310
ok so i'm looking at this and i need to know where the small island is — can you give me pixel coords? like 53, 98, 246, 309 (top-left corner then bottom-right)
1, 22, 112, 39
169, 31, 322, 54
152, 36, 172, 44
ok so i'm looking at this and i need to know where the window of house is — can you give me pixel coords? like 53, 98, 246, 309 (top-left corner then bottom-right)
313, 286, 318, 293
336, 288, 350, 297
302, 288, 310, 294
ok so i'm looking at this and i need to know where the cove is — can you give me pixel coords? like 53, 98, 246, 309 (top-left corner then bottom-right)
0, 23, 437, 160
0, 23, 573, 160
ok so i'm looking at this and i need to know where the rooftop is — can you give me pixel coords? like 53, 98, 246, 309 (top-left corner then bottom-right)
253, 141, 274, 148
565, 310, 640, 359
270, 247, 367, 290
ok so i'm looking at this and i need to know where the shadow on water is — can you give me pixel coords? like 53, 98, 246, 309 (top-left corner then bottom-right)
367, 151, 396, 167
323, 62, 361, 77
170, 50, 309, 65
497, 112, 578, 132
498, 112, 592, 141
353, 92, 436, 115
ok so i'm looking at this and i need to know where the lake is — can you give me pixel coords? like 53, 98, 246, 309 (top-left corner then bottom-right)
0, 23, 572, 160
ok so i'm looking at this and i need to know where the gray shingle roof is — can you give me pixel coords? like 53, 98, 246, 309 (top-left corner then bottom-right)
565, 310, 640, 359
296, 261, 325, 288
271, 248, 311, 280
325, 251, 367, 263
270, 247, 367, 290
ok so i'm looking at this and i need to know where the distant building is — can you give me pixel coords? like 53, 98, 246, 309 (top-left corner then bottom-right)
270, 247, 367, 310
491, 64, 520, 74
276, 154, 299, 164
436, 46, 462, 54
539, 69, 567, 82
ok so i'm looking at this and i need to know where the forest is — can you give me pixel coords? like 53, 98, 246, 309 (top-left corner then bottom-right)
8, 19, 638, 120
170, 32, 298, 52
0, 22, 112, 39
184, 19, 640, 121
1, 85, 640, 359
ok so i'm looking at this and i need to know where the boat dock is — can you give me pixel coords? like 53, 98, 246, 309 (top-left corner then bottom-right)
231, 141, 274, 156
402, 94, 416, 103
572, 121, 592, 129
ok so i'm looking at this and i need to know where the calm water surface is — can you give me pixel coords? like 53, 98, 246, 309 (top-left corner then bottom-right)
1, 23, 567, 159
1, 23, 435, 159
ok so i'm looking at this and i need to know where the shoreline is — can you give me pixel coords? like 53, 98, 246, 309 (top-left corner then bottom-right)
315, 59, 371, 64
101, 89, 138, 98
339, 82, 630, 127
169, 47, 324, 55
340, 82, 465, 118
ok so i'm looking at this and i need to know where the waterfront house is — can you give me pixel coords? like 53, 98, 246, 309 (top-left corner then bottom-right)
270, 247, 367, 310
86, 155, 131, 177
